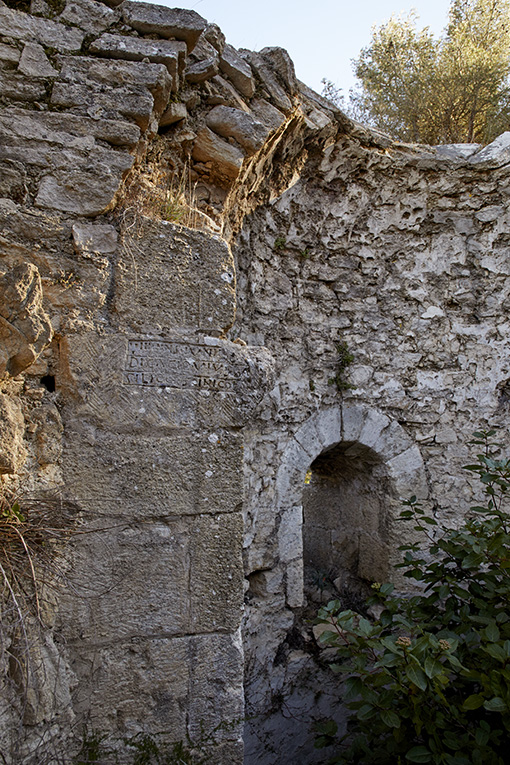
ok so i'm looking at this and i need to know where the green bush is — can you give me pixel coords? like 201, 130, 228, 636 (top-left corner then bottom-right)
315, 429, 510, 764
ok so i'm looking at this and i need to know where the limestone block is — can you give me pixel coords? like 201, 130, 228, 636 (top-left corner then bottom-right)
358, 408, 391, 451
61, 519, 192, 638
293, 419, 323, 460
219, 44, 255, 99
0, 70, 47, 102
469, 132, 510, 166
285, 557, 304, 608
72, 222, 118, 257
249, 98, 286, 132
122, 1, 206, 52
0, 159, 27, 203
17, 42, 58, 78
35, 149, 133, 216
435, 143, 480, 160
0, 106, 140, 148
370, 419, 414, 461
259, 46, 298, 95
0, 42, 20, 66
205, 74, 250, 112
192, 126, 244, 184
314, 407, 342, 451
0, 393, 25, 474
65, 636, 190, 737
0, 262, 52, 378
190, 513, 244, 632
241, 50, 292, 113
159, 101, 187, 127
278, 505, 303, 564
341, 401, 370, 443
185, 57, 219, 84
90, 34, 186, 88
206, 105, 269, 156
53, 55, 172, 120
0, 6, 85, 52
387, 445, 429, 499
188, 631, 244, 740
115, 218, 236, 335
59, 331, 274, 430
62, 428, 244, 519
57, 0, 118, 35
203, 23, 225, 54
275, 438, 310, 501
50, 80, 155, 131
31, 402, 63, 466
20, 626, 73, 726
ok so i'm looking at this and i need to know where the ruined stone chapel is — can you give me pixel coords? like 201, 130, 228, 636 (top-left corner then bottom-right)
1, 0, 510, 762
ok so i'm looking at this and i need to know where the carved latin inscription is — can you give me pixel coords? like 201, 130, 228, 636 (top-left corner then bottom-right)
123, 339, 234, 390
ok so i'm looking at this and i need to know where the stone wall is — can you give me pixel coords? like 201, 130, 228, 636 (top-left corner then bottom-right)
1, 0, 510, 762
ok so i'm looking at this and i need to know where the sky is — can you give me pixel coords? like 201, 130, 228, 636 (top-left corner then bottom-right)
155, 0, 452, 96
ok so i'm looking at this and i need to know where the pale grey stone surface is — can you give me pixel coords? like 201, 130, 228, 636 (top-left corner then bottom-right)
192, 126, 245, 183
241, 49, 293, 113
185, 56, 218, 83
35, 152, 133, 215
0, 392, 25, 473
0, 42, 20, 65
260, 46, 298, 95
206, 105, 269, 155
57, 0, 117, 35
114, 217, 236, 335
470, 131, 510, 165
122, 1, 206, 51
90, 34, 186, 88
219, 43, 255, 98
249, 97, 286, 132
0, 70, 47, 102
0, 262, 52, 377
159, 101, 187, 126
18, 42, 58, 78
51, 56, 172, 129
0, 5, 85, 52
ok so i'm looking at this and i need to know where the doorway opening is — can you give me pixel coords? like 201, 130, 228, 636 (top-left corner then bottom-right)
302, 440, 390, 608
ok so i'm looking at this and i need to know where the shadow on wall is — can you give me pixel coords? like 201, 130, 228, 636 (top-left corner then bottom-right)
303, 441, 391, 608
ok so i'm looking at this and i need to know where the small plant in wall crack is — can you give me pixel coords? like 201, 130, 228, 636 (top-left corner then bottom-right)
328, 341, 355, 392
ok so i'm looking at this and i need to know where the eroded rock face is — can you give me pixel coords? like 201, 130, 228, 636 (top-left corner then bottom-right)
0, 263, 52, 378
0, 393, 25, 474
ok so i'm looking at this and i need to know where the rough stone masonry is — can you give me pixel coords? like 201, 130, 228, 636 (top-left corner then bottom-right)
1, 0, 510, 762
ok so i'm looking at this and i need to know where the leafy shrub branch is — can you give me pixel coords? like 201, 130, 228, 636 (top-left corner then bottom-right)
315, 429, 510, 764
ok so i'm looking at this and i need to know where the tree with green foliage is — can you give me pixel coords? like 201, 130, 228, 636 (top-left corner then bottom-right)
347, 0, 510, 144
315, 429, 510, 764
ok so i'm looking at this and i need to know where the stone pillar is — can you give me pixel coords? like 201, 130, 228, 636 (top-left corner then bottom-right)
55, 218, 273, 762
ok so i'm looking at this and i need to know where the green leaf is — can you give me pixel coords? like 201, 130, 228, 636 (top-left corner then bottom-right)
406, 745, 432, 763
380, 709, 400, 728
475, 727, 490, 747
462, 694, 485, 710
424, 657, 443, 679
405, 663, 428, 691
483, 696, 507, 712
357, 704, 376, 720
343, 676, 363, 700
484, 622, 500, 642
482, 643, 506, 662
